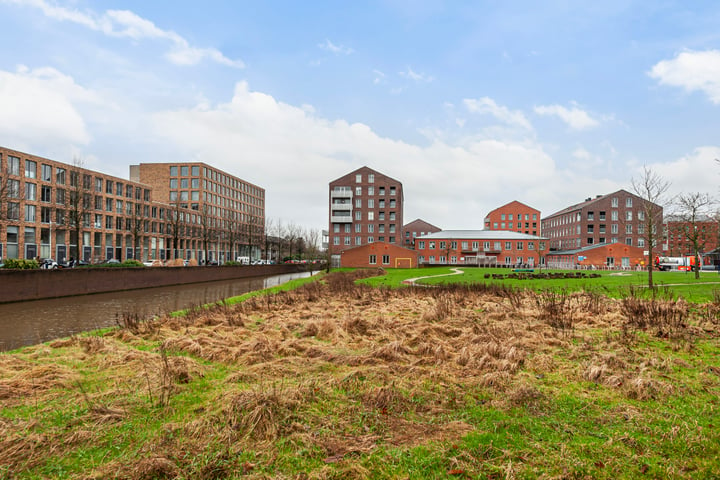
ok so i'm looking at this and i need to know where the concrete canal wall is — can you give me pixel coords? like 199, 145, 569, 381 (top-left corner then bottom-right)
0, 264, 306, 303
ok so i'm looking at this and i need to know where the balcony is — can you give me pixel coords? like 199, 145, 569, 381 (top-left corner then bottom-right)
331, 215, 352, 223
330, 189, 353, 200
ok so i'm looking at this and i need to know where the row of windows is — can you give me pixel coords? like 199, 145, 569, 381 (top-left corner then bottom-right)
168, 165, 263, 198
499, 213, 538, 221
3, 154, 151, 201
545, 205, 646, 229
356, 173, 375, 183
492, 222, 537, 229
333, 236, 396, 245
416, 240, 545, 251
344, 186, 397, 196
333, 223, 396, 233
418, 255, 536, 265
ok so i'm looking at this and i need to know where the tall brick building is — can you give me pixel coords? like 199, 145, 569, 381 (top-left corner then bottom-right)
541, 189, 662, 252
0, 146, 264, 264
484, 200, 541, 236
664, 214, 719, 257
328, 167, 403, 266
130, 162, 265, 262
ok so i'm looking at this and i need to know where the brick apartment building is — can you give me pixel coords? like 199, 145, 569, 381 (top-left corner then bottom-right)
541, 189, 662, 252
402, 218, 441, 248
484, 200, 541, 236
664, 214, 719, 257
0, 146, 264, 264
415, 230, 548, 267
130, 162, 265, 262
328, 167, 403, 266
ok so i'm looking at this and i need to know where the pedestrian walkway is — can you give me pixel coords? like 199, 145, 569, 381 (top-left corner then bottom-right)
402, 268, 465, 286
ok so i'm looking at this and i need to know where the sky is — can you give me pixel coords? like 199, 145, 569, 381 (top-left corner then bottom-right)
1, 0, 720, 232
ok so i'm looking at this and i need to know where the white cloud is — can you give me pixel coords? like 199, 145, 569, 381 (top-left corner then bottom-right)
534, 103, 599, 130
399, 67, 434, 83
318, 39, 354, 55
645, 146, 720, 197
649, 49, 720, 104
3, 0, 243, 67
0, 66, 96, 147
463, 97, 533, 130
373, 69, 386, 85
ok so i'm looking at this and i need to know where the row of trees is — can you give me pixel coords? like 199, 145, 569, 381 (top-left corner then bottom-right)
632, 163, 720, 286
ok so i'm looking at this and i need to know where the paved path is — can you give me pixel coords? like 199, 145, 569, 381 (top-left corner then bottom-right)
402, 268, 465, 286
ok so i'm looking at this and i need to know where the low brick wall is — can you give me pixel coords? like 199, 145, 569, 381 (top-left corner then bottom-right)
0, 264, 306, 304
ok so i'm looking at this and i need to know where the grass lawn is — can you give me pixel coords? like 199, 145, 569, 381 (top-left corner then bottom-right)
1, 270, 719, 479
359, 267, 720, 303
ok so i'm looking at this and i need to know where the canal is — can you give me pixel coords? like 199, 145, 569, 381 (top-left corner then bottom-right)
0, 271, 315, 352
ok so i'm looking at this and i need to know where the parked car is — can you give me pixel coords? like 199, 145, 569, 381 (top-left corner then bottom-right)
41, 259, 60, 269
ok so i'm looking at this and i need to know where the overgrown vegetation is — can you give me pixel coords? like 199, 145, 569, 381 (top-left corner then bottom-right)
1, 270, 719, 478
1, 258, 40, 269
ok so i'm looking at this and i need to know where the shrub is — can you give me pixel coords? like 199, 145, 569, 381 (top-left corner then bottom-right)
121, 259, 144, 267
2, 258, 40, 269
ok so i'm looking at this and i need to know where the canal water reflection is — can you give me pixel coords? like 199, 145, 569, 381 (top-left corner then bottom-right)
0, 272, 314, 352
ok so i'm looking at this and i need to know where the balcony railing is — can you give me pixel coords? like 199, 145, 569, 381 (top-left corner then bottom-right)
331, 215, 352, 223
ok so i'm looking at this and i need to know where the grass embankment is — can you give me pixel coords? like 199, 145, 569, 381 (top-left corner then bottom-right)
1, 270, 720, 479
360, 267, 720, 303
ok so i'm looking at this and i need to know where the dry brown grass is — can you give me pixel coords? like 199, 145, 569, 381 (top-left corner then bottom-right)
2, 272, 717, 478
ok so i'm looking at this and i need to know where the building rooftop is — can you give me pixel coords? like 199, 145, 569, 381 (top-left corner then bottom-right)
417, 230, 546, 240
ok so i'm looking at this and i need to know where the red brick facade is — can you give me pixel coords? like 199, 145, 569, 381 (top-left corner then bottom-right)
402, 218, 441, 248
664, 217, 719, 256
328, 167, 403, 263
415, 230, 547, 267
484, 201, 541, 236
340, 242, 418, 268
542, 190, 662, 252
546, 243, 648, 270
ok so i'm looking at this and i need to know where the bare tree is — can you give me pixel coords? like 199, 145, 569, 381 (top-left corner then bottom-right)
673, 192, 714, 279
128, 202, 145, 261
199, 204, 216, 264
167, 202, 185, 261
66, 157, 91, 262
631, 165, 671, 288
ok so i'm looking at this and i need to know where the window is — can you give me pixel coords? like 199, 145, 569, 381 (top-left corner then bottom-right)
451, 241, 457, 249
440, 241, 446, 249
516, 242, 523, 250
170, 166, 178, 176
429, 241, 435, 249
505, 241, 512, 250
191, 178, 199, 188
8, 179, 20, 198
344, 237, 351, 245
191, 166, 200, 176
626, 197, 633, 208
355, 199, 361, 208
612, 197, 618, 207
368, 199, 374, 208
418, 241, 425, 249
8, 202, 20, 220
368, 212, 374, 221
625, 224, 632, 234
8, 156, 21, 175
333, 237, 339, 245
25, 160, 36, 178
25, 183, 37, 201
355, 211, 361, 220
355, 187, 362, 196
41, 207, 52, 224
611, 224, 618, 234
356, 174, 362, 183
344, 224, 351, 233
41, 185, 52, 202
483, 241, 490, 250
528, 242, 535, 250
369, 254, 377, 264
626, 237, 633, 246
41, 164, 52, 181
587, 225, 594, 233
368, 174, 375, 183
611, 211, 618, 221
355, 237, 362, 245
56, 188, 66, 205
25, 204, 36, 221
379, 187, 385, 195
390, 186, 396, 196
368, 224, 374, 233
461, 241, 468, 250
587, 212, 594, 221
368, 186, 374, 196
625, 211, 632, 221
389, 199, 396, 208
638, 238, 645, 247
170, 179, 178, 189
180, 166, 189, 176
382, 255, 390, 265
494, 241, 501, 250
181, 178, 189, 188
368, 236, 374, 243
378, 199, 385, 208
